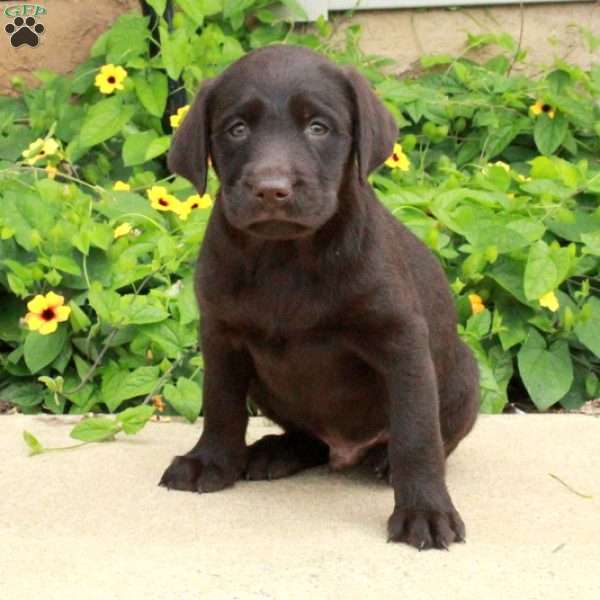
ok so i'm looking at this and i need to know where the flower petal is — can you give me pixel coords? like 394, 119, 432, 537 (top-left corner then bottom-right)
114, 223, 132, 238
539, 291, 559, 312
43, 139, 59, 155
45, 291, 64, 308
38, 319, 58, 335
113, 180, 131, 191
27, 295, 48, 313
24, 313, 44, 331
55, 306, 71, 322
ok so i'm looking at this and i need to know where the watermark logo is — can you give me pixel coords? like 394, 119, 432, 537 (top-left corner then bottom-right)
3, 4, 46, 48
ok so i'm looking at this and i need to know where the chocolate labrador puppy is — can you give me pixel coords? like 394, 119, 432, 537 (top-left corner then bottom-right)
160, 45, 479, 550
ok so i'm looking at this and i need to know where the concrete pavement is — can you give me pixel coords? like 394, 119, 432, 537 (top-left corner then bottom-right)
1, 414, 599, 600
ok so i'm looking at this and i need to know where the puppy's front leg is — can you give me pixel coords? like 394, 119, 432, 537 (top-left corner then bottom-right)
385, 318, 465, 550
159, 320, 251, 493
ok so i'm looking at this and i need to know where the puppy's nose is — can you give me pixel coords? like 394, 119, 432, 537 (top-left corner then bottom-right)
253, 178, 292, 206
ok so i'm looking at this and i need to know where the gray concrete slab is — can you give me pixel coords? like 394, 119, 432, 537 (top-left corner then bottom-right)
1, 414, 599, 599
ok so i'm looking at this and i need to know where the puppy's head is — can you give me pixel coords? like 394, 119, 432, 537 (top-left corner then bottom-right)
168, 45, 397, 240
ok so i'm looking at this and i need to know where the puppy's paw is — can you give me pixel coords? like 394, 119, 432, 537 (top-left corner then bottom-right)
362, 444, 390, 482
245, 433, 328, 481
387, 506, 465, 550
159, 453, 242, 493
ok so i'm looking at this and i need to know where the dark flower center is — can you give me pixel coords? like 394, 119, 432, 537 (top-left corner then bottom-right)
393, 153, 399, 161
107, 76, 116, 84
158, 198, 169, 206
542, 104, 551, 112
41, 308, 55, 321
190, 203, 199, 209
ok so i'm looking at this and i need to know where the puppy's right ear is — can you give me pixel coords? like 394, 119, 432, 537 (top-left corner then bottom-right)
167, 78, 217, 194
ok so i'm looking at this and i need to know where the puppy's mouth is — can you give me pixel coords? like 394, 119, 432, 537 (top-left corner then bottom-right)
246, 220, 313, 239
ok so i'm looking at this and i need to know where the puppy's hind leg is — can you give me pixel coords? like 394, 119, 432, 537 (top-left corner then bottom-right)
245, 430, 329, 481
440, 340, 479, 457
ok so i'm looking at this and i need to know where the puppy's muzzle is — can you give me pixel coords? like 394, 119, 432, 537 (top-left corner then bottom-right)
241, 175, 312, 239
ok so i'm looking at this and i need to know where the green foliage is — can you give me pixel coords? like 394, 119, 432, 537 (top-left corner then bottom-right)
22, 404, 155, 455
1, 0, 599, 427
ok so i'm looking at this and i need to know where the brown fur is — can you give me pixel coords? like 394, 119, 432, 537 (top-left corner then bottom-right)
159, 45, 479, 550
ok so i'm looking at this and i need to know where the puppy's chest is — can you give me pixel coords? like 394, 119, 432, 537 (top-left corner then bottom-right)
215, 261, 327, 332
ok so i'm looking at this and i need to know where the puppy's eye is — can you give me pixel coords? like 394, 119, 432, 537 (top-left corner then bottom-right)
228, 122, 248, 138
306, 120, 329, 136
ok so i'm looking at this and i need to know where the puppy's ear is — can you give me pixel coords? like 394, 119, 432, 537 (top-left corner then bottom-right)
344, 68, 398, 183
167, 78, 217, 194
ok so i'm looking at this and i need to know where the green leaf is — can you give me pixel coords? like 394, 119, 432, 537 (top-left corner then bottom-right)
159, 25, 190, 80
50, 255, 81, 276
574, 297, 600, 358
88, 282, 122, 325
517, 329, 573, 410
534, 113, 568, 155
69, 302, 91, 333
581, 231, 600, 256
123, 131, 158, 166
420, 54, 454, 68
465, 309, 491, 339
101, 365, 160, 411
0, 382, 43, 409
116, 405, 155, 435
488, 257, 527, 304
70, 417, 121, 442
100, 14, 149, 63
164, 377, 202, 422
546, 210, 600, 242
89, 223, 113, 251
95, 191, 167, 224
177, 0, 206, 25
0, 295, 25, 342
145, 0, 166, 15
133, 71, 168, 118
24, 327, 68, 374
468, 341, 512, 414
120, 294, 169, 325
23, 431, 45, 456
523, 241, 570, 301
485, 123, 521, 159
145, 136, 171, 161
560, 365, 592, 410
177, 275, 199, 325
139, 321, 182, 357
79, 97, 135, 148
280, 0, 308, 20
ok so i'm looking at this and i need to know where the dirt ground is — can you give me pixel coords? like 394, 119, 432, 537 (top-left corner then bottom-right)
0, 0, 138, 95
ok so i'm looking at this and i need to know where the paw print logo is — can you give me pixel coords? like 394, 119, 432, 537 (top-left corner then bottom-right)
5, 16, 45, 48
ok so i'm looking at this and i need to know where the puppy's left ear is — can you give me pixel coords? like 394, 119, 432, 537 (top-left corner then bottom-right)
344, 68, 398, 183
167, 78, 217, 194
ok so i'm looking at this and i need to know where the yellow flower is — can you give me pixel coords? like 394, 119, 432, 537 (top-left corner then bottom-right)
24, 292, 71, 335
385, 143, 410, 171
170, 105, 190, 129
45, 165, 58, 180
152, 394, 166, 412
147, 186, 180, 212
173, 203, 192, 221
114, 222, 132, 239
22, 137, 61, 165
185, 193, 212, 210
539, 291, 559, 312
468, 293, 486, 315
173, 194, 213, 221
489, 161, 510, 172
94, 64, 128, 95
113, 180, 131, 191
530, 100, 555, 119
